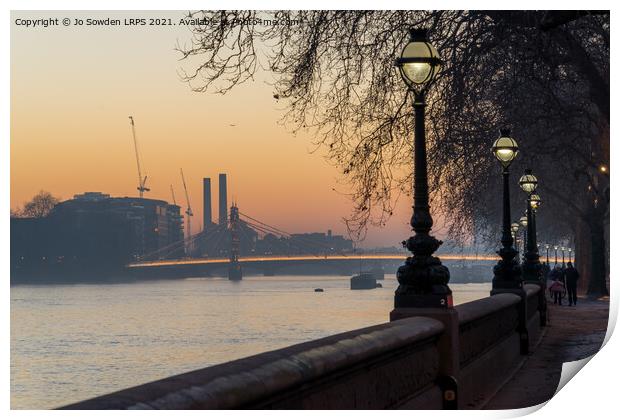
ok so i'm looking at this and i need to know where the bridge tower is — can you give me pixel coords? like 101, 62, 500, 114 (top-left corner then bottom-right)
228, 203, 242, 280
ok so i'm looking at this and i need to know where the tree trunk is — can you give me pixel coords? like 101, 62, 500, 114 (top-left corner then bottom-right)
574, 203, 609, 297
575, 217, 590, 294
586, 204, 609, 297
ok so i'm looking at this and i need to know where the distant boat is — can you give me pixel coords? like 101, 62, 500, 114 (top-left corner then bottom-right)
314, 288, 324, 292
350, 272, 378, 290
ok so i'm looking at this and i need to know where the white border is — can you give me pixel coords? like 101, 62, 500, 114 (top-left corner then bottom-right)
3, 2, 617, 419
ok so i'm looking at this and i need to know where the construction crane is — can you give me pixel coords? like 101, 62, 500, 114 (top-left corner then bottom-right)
128, 116, 150, 198
170, 184, 177, 206
180, 168, 193, 245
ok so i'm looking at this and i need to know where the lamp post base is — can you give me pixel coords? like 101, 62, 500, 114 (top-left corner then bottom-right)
394, 286, 453, 308
395, 237, 452, 309
491, 247, 522, 291
521, 252, 542, 284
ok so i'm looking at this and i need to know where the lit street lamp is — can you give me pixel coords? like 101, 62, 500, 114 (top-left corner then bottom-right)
490, 129, 521, 290
519, 215, 528, 259
545, 244, 550, 264
568, 247, 573, 262
520, 169, 545, 326
393, 29, 450, 309
529, 193, 541, 265
511, 222, 520, 262
530, 194, 541, 210
554, 245, 558, 265
561, 246, 566, 266
519, 169, 542, 284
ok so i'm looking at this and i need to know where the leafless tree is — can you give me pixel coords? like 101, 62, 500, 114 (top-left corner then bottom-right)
21, 191, 60, 218
177, 10, 609, 295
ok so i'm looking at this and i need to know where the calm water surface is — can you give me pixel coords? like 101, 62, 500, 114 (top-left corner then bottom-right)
11, 275, 491, 409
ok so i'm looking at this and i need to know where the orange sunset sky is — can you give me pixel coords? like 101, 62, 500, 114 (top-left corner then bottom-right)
10, 10, 420, 247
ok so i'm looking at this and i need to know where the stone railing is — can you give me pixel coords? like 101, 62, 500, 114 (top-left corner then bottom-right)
61, 285, 544, 410
458, 284, 542, 408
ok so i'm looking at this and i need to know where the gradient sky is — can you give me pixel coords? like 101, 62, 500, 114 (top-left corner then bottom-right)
11, 10, 419, 247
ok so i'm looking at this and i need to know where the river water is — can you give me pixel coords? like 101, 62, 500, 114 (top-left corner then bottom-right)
11, 275, 492, 409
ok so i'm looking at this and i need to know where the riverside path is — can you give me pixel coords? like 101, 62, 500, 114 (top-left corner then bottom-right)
483, 296, 609, 409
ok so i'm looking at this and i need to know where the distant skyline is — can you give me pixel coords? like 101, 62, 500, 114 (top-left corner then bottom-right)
11, 10, 427, 247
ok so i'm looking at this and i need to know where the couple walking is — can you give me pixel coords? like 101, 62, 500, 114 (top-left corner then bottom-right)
548, 262, 579, 306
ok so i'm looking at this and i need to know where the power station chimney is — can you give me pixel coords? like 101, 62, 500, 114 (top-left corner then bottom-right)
203, 178, 212, 229
219, 173, 228, 225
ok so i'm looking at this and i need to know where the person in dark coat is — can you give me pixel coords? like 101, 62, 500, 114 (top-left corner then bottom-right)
564, 262, 580, 306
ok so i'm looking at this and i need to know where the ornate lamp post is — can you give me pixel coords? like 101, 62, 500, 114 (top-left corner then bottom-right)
490, 130, 521, 290
519, 215, 528, 260
545, 244, 550, 264
511, 222, 520, 263
519, 170, 542, 284
393, 28, 450, 309
554, 245, 559, 265
568, 247, 573, 262
561, 246, 566, 266
520, 171, 546, 326
529, 193, 541, 261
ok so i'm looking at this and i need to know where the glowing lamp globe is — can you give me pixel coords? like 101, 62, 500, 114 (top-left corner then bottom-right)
491, 129, 519, 168
396, 29, 442, 92
519, 169, 538, 193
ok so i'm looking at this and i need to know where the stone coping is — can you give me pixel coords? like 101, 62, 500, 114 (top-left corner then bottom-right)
524, 283, 541, 297
457, 293, 521, 326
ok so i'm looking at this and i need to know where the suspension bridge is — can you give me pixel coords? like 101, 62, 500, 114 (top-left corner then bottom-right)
128, 204, 496, 280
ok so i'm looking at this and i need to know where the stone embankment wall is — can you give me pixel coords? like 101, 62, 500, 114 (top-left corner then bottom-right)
61, 285, 543, 410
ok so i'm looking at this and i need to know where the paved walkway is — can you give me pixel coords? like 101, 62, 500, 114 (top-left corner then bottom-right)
483, 296, 609, 410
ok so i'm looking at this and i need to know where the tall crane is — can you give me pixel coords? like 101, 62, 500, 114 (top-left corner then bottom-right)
170, 184, 177, 206
180, 168, 193, 246
128, 116, 150, 198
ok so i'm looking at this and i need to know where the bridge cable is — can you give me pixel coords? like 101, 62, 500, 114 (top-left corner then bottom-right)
240, 219, 335, 258
239, 214, 350, 257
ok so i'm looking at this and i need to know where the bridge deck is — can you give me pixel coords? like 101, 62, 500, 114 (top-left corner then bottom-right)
128, 254, 498, 268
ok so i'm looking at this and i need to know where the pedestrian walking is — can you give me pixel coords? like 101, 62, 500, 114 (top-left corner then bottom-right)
565, 262, 580, 306
548, 265, 565, 305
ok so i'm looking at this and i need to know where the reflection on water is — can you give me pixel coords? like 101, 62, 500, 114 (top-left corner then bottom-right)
11, 275, 491, 409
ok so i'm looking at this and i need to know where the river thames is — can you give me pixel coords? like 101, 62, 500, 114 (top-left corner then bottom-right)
11, 275, 491, 409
